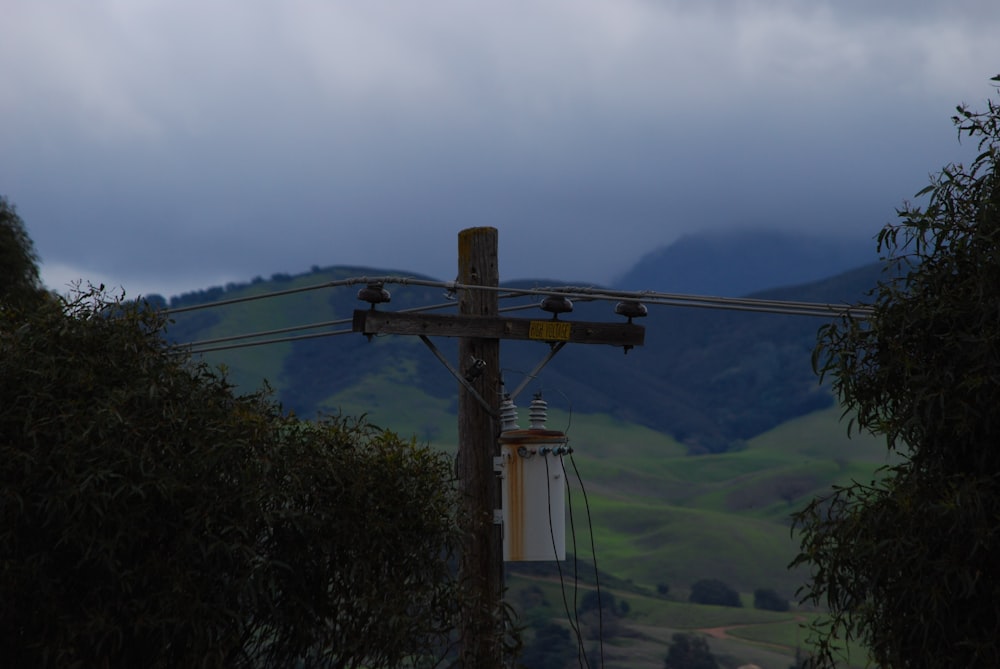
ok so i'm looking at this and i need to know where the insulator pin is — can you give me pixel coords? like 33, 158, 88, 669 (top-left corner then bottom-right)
357, 283, 391, 309
540, 295, 573, 318
615, 300, 648, 323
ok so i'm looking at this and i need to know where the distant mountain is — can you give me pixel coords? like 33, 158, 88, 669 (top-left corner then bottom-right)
160, 261, 890, 638
613, 229, 876, 296
165, 256, 883, 454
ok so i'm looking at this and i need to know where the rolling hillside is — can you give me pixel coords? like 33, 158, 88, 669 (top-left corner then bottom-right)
161, 258, 891, 595
158, 251, 890, 668
164, 259, 882, 452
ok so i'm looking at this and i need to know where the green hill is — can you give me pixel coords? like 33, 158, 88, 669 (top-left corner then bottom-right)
558, 405, 886, 594
503, 405, 882, 668
164, 262, 881, 451
161, 264, 889, 667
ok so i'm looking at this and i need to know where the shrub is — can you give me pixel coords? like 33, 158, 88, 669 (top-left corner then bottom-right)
688, 579, 742, 608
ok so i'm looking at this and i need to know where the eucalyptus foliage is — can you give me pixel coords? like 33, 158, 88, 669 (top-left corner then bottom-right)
792, 76, 1000, 668
0, 287, 464, 668
0, 195, 45, 310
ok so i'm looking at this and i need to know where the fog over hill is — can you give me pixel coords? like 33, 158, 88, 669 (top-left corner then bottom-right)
613, 229, 876, 297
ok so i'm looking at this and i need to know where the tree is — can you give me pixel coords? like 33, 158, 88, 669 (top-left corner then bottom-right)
519, 622, 576, 669
663, 633, 719, 669
0, 195, 45, 309
791, 76, 1000, 668
576, 589, 625, 641
578, 589, 615, 617
753, 587, 789, 612
0, 281, 466, 667
688, 578, 742, 608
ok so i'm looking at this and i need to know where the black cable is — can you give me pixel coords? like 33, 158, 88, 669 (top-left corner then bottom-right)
185, 327, 354, 354
162, 272, 873, 320
164, 278, 357, 314
175, 296, 543, 356
175, 300, 459, 350
544, 453, 589, 669
176, 288, 841, 356
548, 392, 587, 661
562, 455, 587, 664
163, 275, 459, 315
569, 452, 605, 669
181, 316, 353, 348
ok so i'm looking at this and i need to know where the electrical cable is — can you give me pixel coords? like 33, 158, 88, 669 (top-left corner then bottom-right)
569, 451, 605, 669
184, 327, 355, 354
562, 455, 588, 666
553, 394, 588, 665
174, 295, 543, 357
477, 281, 872, 318
176, 299, 538, 353
162, 275, 459, 315
179, 289, 839, 355
544, 452, 590, 669
181, 316, 353, 348
174, 300, 459, 351
162, 273, 874, 320
555, 390, 602, 668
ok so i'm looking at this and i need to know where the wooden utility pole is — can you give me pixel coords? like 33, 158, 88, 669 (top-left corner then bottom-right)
455, 227, 503, 668
351, 227, 644, 667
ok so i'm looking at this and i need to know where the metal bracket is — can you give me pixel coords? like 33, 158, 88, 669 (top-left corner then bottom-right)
510, 341, 567, 401
418, 335, 497, 418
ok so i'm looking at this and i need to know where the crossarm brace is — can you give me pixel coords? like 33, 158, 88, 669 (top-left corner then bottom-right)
418, 335, 497, 418
510, 342, 567, 401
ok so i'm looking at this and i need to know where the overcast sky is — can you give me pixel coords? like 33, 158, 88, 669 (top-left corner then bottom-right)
2, 1, 998, 299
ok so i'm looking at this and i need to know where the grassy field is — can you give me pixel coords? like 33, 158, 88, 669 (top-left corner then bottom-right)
496, 404, 885, 668
177, 276, 887, 666
371, 400, 885, 667
292, 398, 880, 668
506, 571, 869, 669
534, 405, 887, 596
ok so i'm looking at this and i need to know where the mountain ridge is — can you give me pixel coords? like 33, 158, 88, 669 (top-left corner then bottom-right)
165, 251, 882, 452
613, 228, 875, 297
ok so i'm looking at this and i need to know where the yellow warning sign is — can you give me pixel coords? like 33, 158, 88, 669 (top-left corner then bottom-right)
528, 320, 571, 341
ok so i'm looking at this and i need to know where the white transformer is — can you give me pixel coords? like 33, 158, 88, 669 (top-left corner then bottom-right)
495, 394, 568, 562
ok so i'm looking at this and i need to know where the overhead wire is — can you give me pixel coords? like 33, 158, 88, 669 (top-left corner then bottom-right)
544, 451, 590, 669
163, 275, 459, 315
562, 462, 589, 666
568, 452, 604, 669
176, 300, 457, 349
175, 301, 545, 355
544, 388, 603, 669
163, 273, 875, 321
184, 327, 356, 355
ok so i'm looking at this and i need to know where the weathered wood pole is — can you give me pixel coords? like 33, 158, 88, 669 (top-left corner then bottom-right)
456, 227, 503, 668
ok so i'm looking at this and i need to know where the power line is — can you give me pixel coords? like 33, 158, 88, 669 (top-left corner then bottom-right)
163, 275, 457, 315
168, 273, 874, 356
175, 302, 543, 353
177, 300, 457, 349
186, 327, 355, 354
166, 273, 874, 320
180, 306, 447, 354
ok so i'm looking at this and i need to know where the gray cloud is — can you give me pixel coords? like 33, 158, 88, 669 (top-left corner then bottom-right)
1, 0, 997, 298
